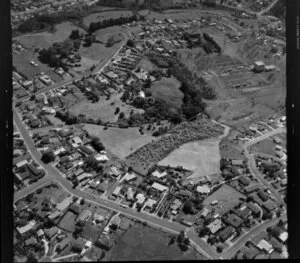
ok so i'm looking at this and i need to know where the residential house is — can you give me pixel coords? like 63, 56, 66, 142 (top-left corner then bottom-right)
262, 200, 277, 213
48, 211, 61, 220
257, 239, 274, 254
77, 209, 91, 223
56, 196, 73, 212
110, 166, 120, 177
278, 231, 288, 243
244, 184, 261, 194
37, 229, 44, 238
27, 164, 42, 177
126, 187, 134, 201
224, 213, 244, 228
152, 170, 167, 179
16, 220, 36, 235
232, 160, 244, 166
25, 236, 37, 247
112, 186, 122, 197
110, 215, 121, 228
196, 185, 210, 194
218, 226, 236, 242
238, 175, 251, 186
78, 145, 94, 156
151, 182, 169, 192
235, 206, 252, 220
120, 172, 137, 183
136, 193, 146, 205
57, 237, 70, 252
207, 219, 223, 234
45, 226, 60, 240
57, 129, 73, 138
69, 203, 81, 215
257, 190, 269, 202
144, 198, 157, 209
77, 173, 92, 182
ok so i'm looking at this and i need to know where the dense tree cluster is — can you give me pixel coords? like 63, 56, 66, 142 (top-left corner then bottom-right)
17, 11, 82, 33
55, 110, 79, 125
88, 14, 144, 33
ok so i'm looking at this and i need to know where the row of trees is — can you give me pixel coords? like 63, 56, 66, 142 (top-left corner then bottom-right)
203, 33, 221, 54
88, 14, 143, 33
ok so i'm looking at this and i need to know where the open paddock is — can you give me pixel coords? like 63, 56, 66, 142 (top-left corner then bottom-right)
69, 92, 143, 123
106, 223, 206, 261
83, 124, 157, 159
249, 138, 277, 157
14, 22, 86, 50
203, 184, 246, 215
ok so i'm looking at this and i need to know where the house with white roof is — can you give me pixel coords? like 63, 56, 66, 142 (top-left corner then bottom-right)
151, 182, 169, 192
257, 239, 274, 254
136, 193, 146, 205
152, 170, 167, 179
17, 220, 36, 235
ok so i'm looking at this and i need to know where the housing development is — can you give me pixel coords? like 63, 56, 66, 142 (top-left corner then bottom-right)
12, 0, 287, 262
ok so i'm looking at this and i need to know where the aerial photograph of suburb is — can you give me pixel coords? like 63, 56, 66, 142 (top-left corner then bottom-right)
11, 0, 287, 261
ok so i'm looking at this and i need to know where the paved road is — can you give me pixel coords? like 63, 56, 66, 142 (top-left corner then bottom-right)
13, 107, 218, 260
221, 214, 287, 259
243, 127, 286, 206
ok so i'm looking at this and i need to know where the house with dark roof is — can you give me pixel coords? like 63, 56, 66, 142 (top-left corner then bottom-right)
243, 247, 259, 259
238, 175, 250, 186
27, 164, 42, 177
247, 202, 261, 217
57, 237, 70, 252
45, 226, 60, 240
17, 170, 31, 181
244, 184, 260, 194
224, 213, 244, 228
13, 153, 31, 167
257, 190, 269, 202
235, 207, 252, 220
58, 129, 73, 138
219, 226, 236, 242
78, 145, 94, 156
270, 237, 283, 252
69, 203, 81, 215
262, 200, 277, 213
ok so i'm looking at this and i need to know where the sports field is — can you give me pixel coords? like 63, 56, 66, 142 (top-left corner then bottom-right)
83, 124, 156, 159
106, 223, 206, 261
158, 137, 221, 179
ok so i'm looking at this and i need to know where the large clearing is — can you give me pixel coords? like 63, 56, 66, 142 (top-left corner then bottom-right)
158, 137, 221, 180
203, 184, 246, 215
150, 77, 183, 108
69, 92, 144, 123
106, 223, 206, 261
14, 22, 86, 50
83, 124, 156, 159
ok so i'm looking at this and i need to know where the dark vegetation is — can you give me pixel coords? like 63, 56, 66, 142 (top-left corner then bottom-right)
266, 0, 286, 21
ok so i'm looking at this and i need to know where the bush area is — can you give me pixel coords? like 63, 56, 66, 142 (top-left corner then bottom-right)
147, 51, 216, 119
88, 14, 144, 33
16, 11, 82, 34
126, 119, 224, 172
265, 0, 286, 21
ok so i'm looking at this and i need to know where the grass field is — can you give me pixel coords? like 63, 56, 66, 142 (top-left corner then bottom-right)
83, 10, 133, 27
14, 22, 86, 50
136, 58, 156, 72
158, 137, 221, 179
83, 124, 156, 159
249, 138, 277, 157
69, 92, 143, 123
203, 184, 246, 215
106, 223, 206, 261
150, 77, 183, 108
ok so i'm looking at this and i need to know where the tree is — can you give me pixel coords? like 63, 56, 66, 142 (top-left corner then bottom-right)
26, 253, 38, 263
41, 151, 55, 164
119, 112, 125, 119
168, 236, 176, 246
69, 29, 80, 40
216, 246, 223, 253
115, 107, 120, 114
127, 39, 135, 47
91, 137, 105, 152
80, 198, 85, 205
182, 200, 195, 215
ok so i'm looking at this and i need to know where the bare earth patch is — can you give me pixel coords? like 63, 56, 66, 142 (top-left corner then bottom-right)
83, 124, 156, 159
158, 138, 221, 179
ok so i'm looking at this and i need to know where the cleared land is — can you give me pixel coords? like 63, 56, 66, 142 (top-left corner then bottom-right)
203, 184, 246, 215
83, 124, 156, 159
126, 119, 224, 173
14, 22, 86, 50
150, 77, 183, 108
249, 138, 277, 157
106, 223, 206, 261
69, 92, 144, 123
158, 138, 221, 179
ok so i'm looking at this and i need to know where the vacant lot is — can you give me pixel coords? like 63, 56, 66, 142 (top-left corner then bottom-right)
158, 138, 221, 179
150, 77, 183, 108
83, 124, 156, 159
83, 10, 133, 27
203, 184, 246, 215
14, 22, 86, 50
106, 223, 206, 261
69, 92, 143, 123
249, 138, 277, 157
